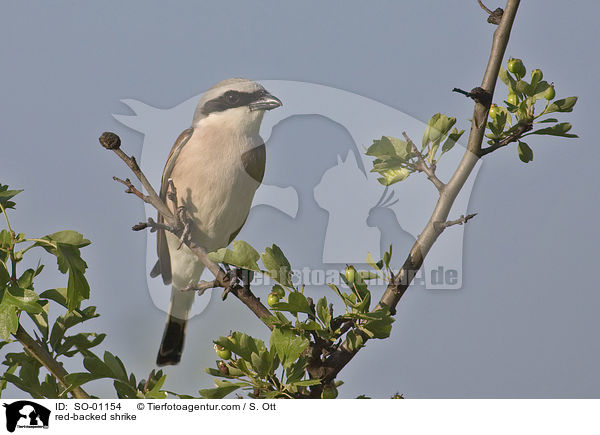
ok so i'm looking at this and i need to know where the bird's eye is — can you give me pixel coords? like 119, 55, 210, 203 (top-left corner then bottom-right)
224, 91, 240, 105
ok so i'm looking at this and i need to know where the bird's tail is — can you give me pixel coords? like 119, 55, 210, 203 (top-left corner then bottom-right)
156, 287, 195, 366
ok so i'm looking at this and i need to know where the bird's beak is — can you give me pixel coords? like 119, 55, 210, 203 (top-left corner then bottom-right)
249, 93, 283, 111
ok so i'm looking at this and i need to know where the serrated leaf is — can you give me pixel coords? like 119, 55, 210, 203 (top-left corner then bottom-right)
367, 136, 411, 161
103, 352, 128, 382
545, 96, 578, 114
3, 287, 42, 314
0, 185, 23, 210
269, 328, 309, 369
208, 240, 260, 272
261, 244, 293, 287
36, 233, 91, 310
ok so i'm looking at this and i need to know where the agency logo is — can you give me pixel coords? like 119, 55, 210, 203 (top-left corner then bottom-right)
2, 401, 50, 432
113, 80, 482, 317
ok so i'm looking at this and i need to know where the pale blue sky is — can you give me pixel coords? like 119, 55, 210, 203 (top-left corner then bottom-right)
1, 1, 599, 398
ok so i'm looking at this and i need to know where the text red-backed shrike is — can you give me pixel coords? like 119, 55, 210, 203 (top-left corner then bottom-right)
151, 78, 282, 365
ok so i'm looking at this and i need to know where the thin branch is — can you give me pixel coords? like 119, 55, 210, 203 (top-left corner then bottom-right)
434, 213, 478, 231
477, 0, 493, 14
13, 325, 90, 399
113, 176, 149, 202
479, 121, 533, 156
320, 0, 521, 383
99, 132, 172, 220
402, 132, 446, 192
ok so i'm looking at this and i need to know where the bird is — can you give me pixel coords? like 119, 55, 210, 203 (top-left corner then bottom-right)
150, 78, 282, 366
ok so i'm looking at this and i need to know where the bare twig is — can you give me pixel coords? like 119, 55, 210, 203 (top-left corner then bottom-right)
434, 213, 478, 231
13, 325, 90, 399
402, 132, 446, 192
320, 0, 521, 383
477, 0, 493, 14
113, 176, 149, 202
100, 132, 172, 220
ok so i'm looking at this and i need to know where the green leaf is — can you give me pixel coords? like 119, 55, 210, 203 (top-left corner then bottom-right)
545, 96, 578, 114
365, 252, 381, 272
199, 381, 245, 399
360, 317, 394, 339
529, 122, 578, 138
285, 357, 308, 384
316, 297, 331, 327
441, 128, 464, 154
113, 380, 139, 399
45, 231, 91, 248
376, 168, 412, 186
537, 117, 558, 123
0, 302, 18, 340
208, 240, 260, 272
39, 288, 69, 308
273, 291, 312, 315
261, 245, 293, 287
291, 379, 321, 387
0, 185, 23, 210
103, 352, 128, 382
517, 141, 533, 163
345, 330, 364, 352
367, 136, 411, 161
17, 269, 35, 290
144, 375, 168, 399
36, 232, 91, 311
214, 332, 266, 362
358, 271, 379, 281
499, 67, 518, 95
269, 328, 309, 369
64, 372, 104, 389
0, 263, 11, 288
56, 333, 106, 357
3, 287, 42, 314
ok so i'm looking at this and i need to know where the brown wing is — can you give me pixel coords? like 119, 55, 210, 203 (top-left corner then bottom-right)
226, 143, 266, 245
151, 127, 194, 284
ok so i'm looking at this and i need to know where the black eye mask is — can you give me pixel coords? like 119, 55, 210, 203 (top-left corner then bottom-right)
201, 89, 267, 115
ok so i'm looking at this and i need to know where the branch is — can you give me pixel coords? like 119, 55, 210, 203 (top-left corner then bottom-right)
479, 121, 533, 156
100, 133, 274, 328
13, 325, 90, 399
434, 213, 478, 231
99, 132, 172, 220
402, 132, 445, 192
320, 0, 521, 383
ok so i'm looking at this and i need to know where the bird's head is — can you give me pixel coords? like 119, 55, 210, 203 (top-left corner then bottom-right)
192, 78, 282, 133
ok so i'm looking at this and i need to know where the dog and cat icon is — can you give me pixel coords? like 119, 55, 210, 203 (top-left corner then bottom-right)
3, 401, 50, 432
